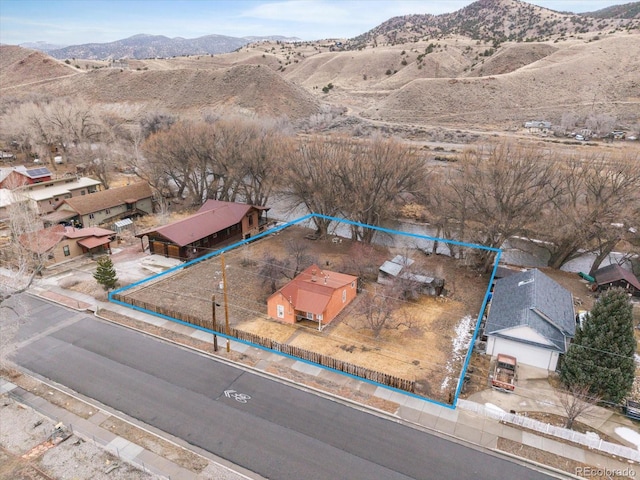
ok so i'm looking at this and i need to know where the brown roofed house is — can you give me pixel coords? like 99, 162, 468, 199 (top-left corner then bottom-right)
267, 265, 358, 329
593, 264, 640, 297
19, 225, 116, 266
53, 182, 153, 228
136, 199, 270, 261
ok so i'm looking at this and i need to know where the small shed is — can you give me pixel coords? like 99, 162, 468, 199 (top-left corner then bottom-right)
593, 264, 640, 297
377, 255, 444, 296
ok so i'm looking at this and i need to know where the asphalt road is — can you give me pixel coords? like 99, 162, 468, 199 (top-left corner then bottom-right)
9, 295, 556, 480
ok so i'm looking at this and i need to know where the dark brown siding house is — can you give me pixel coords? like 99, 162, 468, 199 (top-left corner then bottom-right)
593, 264, 640, 297
136, 200, 270, 261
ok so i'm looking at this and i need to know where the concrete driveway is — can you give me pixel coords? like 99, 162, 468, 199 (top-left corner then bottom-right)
466, 362, 638, 445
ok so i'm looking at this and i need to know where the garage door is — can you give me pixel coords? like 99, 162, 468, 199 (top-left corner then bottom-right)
151, 241, 166, 256
167, 244, 180, 259
489, 337, 555, 370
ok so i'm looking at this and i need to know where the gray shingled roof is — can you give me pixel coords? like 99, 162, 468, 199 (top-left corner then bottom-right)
485, 269, 575, 352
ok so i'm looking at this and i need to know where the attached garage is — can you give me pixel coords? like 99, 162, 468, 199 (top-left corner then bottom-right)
484, 269, 575, 372
486, 336, 560, 371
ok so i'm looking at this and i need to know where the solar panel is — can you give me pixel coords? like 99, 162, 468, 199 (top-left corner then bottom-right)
27, 168, 51, 177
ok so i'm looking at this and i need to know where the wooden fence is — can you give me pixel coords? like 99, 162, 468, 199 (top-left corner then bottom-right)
112, 293, 415, 393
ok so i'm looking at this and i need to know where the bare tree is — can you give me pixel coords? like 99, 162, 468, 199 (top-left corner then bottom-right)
339, 242, 382, 289
0, 189, 48, 306
557, 385, 601, 430
259, 254, 290, 294
538, 153, 640, 272
443, 143, 559, 271
335, 135, 429, 243
353, 285, 415, 338
354, 288, 397, 338
281, 135, 346, 237
285, 239, 317, 278
140, 117, 286, 207
585, 113, 616, 137
0, 98, 105, 167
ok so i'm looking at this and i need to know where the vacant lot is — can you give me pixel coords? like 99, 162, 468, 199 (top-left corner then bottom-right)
118, 225, 490, 403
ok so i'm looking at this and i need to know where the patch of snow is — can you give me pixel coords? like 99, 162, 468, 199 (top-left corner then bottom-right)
485, 403, 506, 413
440, 314, 474, 392
615, 427, 640, 452
635, 353, 640, 365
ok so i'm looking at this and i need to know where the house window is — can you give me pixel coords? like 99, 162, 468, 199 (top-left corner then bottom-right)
248, 215, 254, 226
105, 209, 110, 214
63, 245, 70, 257
351, 281, 355, 289
81, 190, 86, 195
277, 304, 284, 318
342, 289, 347, 303
306, 312, 314, 320
89, 213, 95, 219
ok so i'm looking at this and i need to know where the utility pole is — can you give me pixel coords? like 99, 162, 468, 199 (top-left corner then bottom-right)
221, 255, 231, 352
211, 294, 218, 352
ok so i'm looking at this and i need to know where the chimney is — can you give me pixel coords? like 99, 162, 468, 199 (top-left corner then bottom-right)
311, 269, 317, 282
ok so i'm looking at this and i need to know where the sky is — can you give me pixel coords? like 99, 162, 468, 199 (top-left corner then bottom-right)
0, 0, 631, 46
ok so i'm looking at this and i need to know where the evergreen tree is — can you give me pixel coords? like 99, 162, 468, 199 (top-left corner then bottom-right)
560, 288, 636, 404
93, 256, 118, 291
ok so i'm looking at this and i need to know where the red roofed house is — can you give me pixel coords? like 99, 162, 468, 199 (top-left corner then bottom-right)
19, 225, 116, 266
136, 199, 269, 261
0, 166, 52, 189
267, 265, 358, 328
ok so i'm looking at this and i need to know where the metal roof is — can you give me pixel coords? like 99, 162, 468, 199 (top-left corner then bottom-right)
137, 200, 255, 247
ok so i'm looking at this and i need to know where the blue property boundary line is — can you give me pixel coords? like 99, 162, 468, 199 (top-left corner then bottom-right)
110, 213, 501, 409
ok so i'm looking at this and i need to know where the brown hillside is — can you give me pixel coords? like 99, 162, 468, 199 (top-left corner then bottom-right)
3, 61, 320, 120
0, 45, 79, 90
467, 43, 558, 76
362, 34, 640, 128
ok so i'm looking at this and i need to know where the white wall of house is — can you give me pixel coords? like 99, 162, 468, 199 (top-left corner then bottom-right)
486, 335, 559, 371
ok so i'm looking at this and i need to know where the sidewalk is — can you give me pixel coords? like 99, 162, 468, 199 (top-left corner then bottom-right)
21, 284, 640, 479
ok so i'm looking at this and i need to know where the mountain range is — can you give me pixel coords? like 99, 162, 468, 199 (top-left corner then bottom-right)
14, 0, 640, 60
23, 34, 301, 60
1, 0, 638, 140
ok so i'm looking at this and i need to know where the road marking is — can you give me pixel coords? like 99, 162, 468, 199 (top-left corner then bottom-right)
224, 390, 251, 403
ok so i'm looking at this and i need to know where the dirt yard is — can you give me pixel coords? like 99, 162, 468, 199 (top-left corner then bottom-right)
117, 224, 489, 403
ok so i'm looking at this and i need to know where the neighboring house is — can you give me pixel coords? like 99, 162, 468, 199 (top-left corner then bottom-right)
267, 265, 358, 328
51, 182, 153, 228
484, 269, 575, 371
377, 255, 444, 296
593, 264, 640, 297
18, 176, 102, 215
524, 121, 552, 134
0, 166, 52, 189
136, 199, 270, 261
19, 225, 116, 265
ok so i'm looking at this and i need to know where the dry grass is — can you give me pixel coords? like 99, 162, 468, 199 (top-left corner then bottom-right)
119, 225, 489, 403
3, 31, 639, 133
